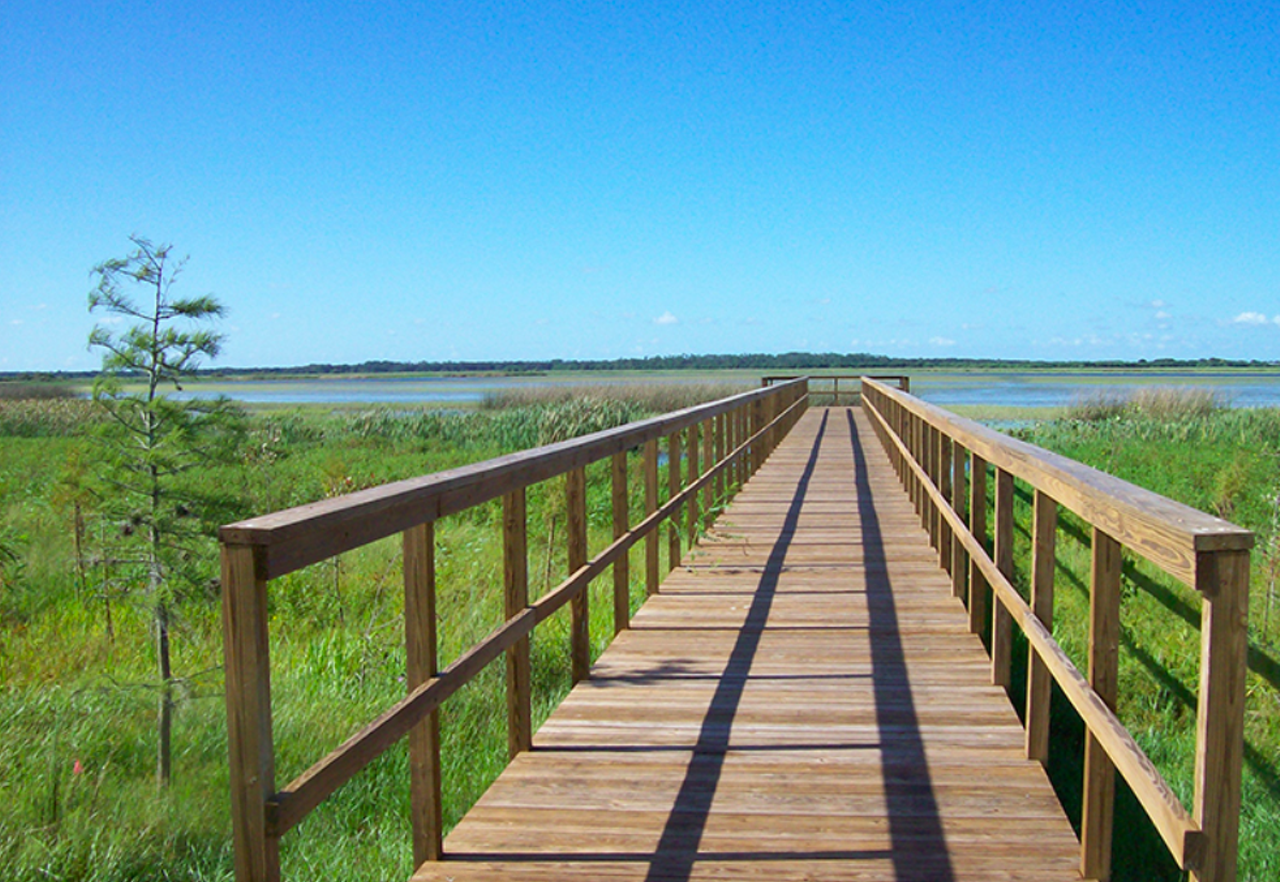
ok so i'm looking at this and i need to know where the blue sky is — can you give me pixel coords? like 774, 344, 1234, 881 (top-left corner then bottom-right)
2, 1, 1278, 371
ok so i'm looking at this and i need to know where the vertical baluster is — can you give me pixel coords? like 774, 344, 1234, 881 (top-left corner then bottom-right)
1081, 528, 1121, 881
1192, 549, 1249, 882
668, 430, 682, 571
687, 421, 700, 545
404, 522, 442, 864
968, 454, 988, 637
567, 467, 589, 683
715, 412, 726, 504
939, 433, 953, 574
1025, 492, 1057, 764
927, 425, 939, 548
611, 452, 630, 634
701, 416, 713, 531
222, 544, 280, 882
950, 442, 966, 599
503, 489, 531, 757
644, 439, 660, 595
991, 468, 1014, 688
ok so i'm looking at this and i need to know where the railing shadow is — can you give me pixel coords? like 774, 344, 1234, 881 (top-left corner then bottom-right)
846, 408, 954, 882
642, 410, 830, 881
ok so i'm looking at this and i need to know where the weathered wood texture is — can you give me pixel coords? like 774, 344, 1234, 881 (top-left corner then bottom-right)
411, 408, 1080, 881
861, 378, 1252, 882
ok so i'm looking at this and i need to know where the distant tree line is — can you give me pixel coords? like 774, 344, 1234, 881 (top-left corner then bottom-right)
3, 353, 1276, 383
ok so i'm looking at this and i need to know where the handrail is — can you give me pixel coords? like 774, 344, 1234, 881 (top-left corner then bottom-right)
221, 378, 809, 882
861, 376, 1251, 882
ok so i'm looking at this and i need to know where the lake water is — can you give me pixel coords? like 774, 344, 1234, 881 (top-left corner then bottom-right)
174, 371, 1280, 409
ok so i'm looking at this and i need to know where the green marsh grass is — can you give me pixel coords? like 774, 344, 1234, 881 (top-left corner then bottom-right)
1, 386, 722, 881
1009, 404, 1280, 881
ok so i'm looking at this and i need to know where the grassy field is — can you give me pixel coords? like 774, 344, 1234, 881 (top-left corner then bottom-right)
1006, 394, 1280, 881
1, 380, 1278, 880
1, 387, 746, 881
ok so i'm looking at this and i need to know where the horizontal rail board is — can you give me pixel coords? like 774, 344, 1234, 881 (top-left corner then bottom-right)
264, 394, 808, 836
863, 396, 1205, 869
863, 378, 1251, 587
222, 381, 805, 580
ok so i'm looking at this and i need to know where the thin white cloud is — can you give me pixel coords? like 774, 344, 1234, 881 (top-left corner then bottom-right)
654, 311, 678, 325
1233, 311, 1270, 325
1155, 310, 1171, 320
1150, 299, 1166, 309
10, 319, 23, 326
929, 336, 956, 347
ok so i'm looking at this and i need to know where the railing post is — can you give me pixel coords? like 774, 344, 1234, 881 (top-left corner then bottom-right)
714, 412, 726, 504
644, 439, 660, 595
503, 489, 531, 757
747, 396, 757, 471
222, 543, 280, 882
950, 442, 966, 599
992, 468, 1014, 687
404, 522, 442, 864
928, 425, 941, 550
701, 416, 713, 531
1026, 492, 1057, 764
611, 452, 630, 634
1192, 549, 1249, 882
968, 453, 988, 637
667, 430, 682, 571
687, 421, 700, 545
1082, 528, 1121, 881
939, 433, 953, 574
567, 467, 589, 683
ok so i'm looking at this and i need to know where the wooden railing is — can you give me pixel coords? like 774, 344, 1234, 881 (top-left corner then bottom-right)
860, 377, 1252, 882
763, 373, 908, 406
219, 379, 809, 882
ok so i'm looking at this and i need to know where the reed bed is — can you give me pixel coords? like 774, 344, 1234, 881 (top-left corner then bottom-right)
0, 382, 80, 401
0, 398, 102, 437
1065, 385, 1229, 422
480, 380, 752, 414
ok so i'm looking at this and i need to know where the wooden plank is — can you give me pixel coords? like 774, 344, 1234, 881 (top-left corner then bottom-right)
611, 453, 630, 635
859, 379, 1252, 587
859, 396, 1204, 868
505, 489, 532, 758
1193, 549, 1250, 882
992, 469, 1014, 689
414, 408, 1081, 882
1082, 528, 1121, 881
1025, 491, 1057, 765
221, 544, 280, 882
404, 522, 443, 863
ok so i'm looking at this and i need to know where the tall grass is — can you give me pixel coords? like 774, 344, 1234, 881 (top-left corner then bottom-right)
0, 390, 691, 881
1065, 385, 1229, 422
1013, 405, 1280, 880
480, 380, 751, 414
0, 382, 80, 401
0, 399, 102, 437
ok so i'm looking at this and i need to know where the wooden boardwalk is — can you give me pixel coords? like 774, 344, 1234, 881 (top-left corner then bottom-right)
411, 407, 1082, 882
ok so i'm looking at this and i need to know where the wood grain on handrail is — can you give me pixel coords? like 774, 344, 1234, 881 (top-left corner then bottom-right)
261, 390, 809, 839
862, 378, 1252, 586
862, 392, 1205, 870
221, 382, 806, 580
